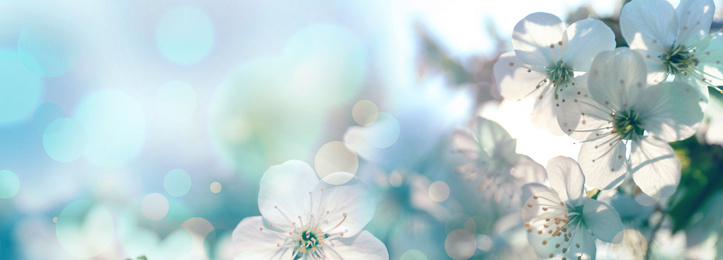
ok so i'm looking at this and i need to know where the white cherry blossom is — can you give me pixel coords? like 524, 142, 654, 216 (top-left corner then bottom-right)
494, 12, 615, 134
522, 156, 624, 260
451, 116, 545, 205
620, 0, 722, 103
232, 160, 388, 260
560, 48, 703, 202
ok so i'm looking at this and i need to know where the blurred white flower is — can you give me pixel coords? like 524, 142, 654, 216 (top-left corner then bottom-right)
451, 116, 545, 205
561, 48, 703, 202
620, 0, 721, 102
231, 160, 388, 259
494, 12, 615, 134
522, 157, 623, 260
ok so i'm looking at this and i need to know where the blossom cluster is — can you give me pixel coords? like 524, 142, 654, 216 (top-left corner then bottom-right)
467, 0, 720, 258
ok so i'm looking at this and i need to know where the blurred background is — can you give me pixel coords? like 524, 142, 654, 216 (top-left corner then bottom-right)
1, 0, 723, 259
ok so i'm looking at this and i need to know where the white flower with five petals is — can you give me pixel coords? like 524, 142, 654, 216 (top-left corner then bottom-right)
621, 0, 723, 102
232, 160, 388, 260
559, 48, 703, 202
494, 12, 615, 134
522, 156, 624, 260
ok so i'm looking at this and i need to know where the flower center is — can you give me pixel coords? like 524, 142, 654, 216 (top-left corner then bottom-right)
660, 44, 699, 75
611, 109, 644, 140
264, 187, 350, 259
297, 230, 322, 255
547, 60, 574, 85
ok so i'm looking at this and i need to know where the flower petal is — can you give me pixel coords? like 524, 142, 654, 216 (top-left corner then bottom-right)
676, 0, 715, 46
578, 132, 628, 190
232, 216, 292, 260
557, 75, 610, 140
512, 12, 567, 68
531, 82, 566, 136
493, 52, 548, 101
450, 128, 482, 160
316, 173, 375, 237
324, 231, 389, 260
582, 198, 624, 243
511, 155, 546, 184
258, 160, 319, 229
520, 183, 553, 209
620, 0, 678, 54
637, 81, 703, 142
546, 156, 585, 205
587, 48, 648, 111
564, 19, 616, 71
473, 117, 516, 159
526, 219, 596, 259
630, 137, 681, 200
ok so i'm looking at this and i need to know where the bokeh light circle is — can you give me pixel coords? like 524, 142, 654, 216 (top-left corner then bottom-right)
141, 193, 169, 221
314, 141, 358, 184
352, 99, 378, 126
43, 118, 87, 162
182, 217, 215, 258
364, 112, 400, 148
0, 170, 20, 199
445, 229, 477, 260
53, 216, 58, 223
74, 90, 145, 167
155, 80, 197, 122
476, 234, 493, 252
164, 169, 192, 197
0, 49, 44, 125
156, 5, 215, 65
33, 102, 64, 131
210, 182, 222, 193
55, 200, 115, 258
429, 181, 450, 202
17, 24, 78, 77
400, 249, 428, 260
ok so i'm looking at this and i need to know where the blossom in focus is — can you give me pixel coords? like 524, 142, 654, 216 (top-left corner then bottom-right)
560, 48, 703, 202
493, 12, 615, 134
451, 116, 545, 205
522, 156, 623, 260
620, 0, 722, 102
231, 160, 388, 259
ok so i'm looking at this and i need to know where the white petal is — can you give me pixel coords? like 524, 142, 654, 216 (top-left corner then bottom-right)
578, 132, 628, 190
564, 19, 616, 71
676, 0, 715, 45
620, 0, 678, 54
520, 183, 553, 209
582, 198, 624, 243
511, 155, 546, 184
450, 128, 481, 160
258, 160, 319, 229
546, 156, 585, 204
531, 83, 566, 136
630, 137, 681, 199
526, 221, 596, 259
473, 117, 516, 159
637, 82, 704, 142
493, 52, 547, 101
324, 231, 388, 260
557, 75, 610, 140
512, 12, 567, 68
588, 48, 648, 110
689, 34, 723, 92
232, 216, 292, 259
316, 173, 375, 237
